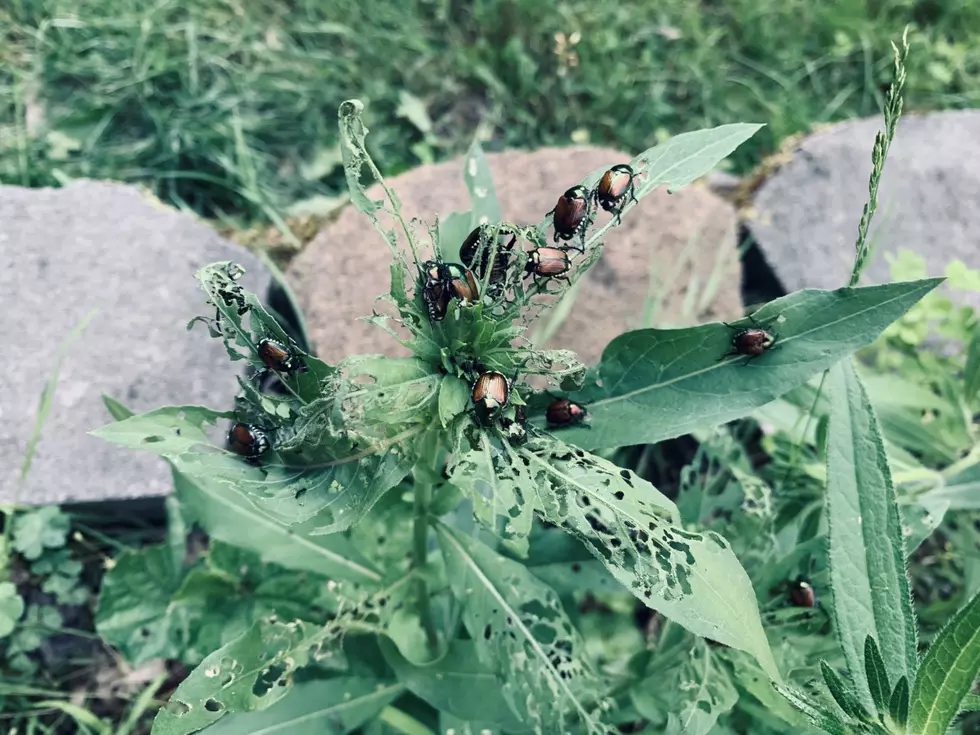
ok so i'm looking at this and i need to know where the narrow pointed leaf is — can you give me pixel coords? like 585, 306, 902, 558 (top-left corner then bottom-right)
774, 683, 851, 735
887, 676, 909, 727
826, 360, 917, 714
863, 636, 890, 715
908, 588, 980, 734
820, 662, 869, 722
959, 694, 980, 713
558, 280, 941, 450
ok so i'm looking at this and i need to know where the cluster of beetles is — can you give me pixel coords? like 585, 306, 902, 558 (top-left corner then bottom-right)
226, 161, 781, 466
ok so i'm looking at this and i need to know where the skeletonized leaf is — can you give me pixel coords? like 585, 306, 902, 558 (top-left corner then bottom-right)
524, 437, 778, 679
557, 280, 941, 450
463, 140, 502, 227
825, 360, 917, 713
908, 588, 980, 734
631, 641, 738, 735
434, 522, 610, 734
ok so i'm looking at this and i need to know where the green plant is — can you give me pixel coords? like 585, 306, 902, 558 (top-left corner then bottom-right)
90, 36, 960, 731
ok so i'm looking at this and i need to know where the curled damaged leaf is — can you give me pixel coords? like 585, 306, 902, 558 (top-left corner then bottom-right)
524, 437, 779, 680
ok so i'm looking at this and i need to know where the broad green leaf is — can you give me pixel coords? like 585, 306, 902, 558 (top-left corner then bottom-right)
524, 437, 778, 680
557, 280, 941, 450
438, 376, 471, 427
173, 469, 382, 586
908, 588, 980, 734
463, 140, 501, 228
825, 360, 917, 713
631, 642, 737, 735
96, 545, 182, 664
201, 677, 403, 734
380, 638, 528, 731
434, 522, 607, 734
0, 582, 25, 638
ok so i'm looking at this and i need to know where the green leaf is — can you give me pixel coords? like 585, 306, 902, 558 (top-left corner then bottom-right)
965, 328, 980, 403
863, 636, 890, 715
774, 684, 851, 735
631, 642, 737, 735
636, 123, 764, 193
173, 469, 382, 586
825, 360, 917, 712
958, 693, 980, 712
0, 582, 25, 638
887, 676, 908, 726
525, 437, 778, 680
437, 210, 473, 262
462, 140, 501, 228
439, 714, 504, 735
908, 587, 980, 735
12, 506, 70, 560
557, 280, 941, 450
95, 406, 414, 532
200, 677, 403, 734
919, 461, 980, 510
438, 376, 471, 428
434, 522, 606, 734
151, 618, 319, 735
819, 661, 869, 722
380, 638, 527, 731
96, 545, 182, 664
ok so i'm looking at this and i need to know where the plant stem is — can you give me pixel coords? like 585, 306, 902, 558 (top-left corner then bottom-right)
413, 477, 439, 653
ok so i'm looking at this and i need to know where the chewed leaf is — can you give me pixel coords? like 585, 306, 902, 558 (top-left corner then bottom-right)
172, 445, 413, 533
92, 405, 231, 455
631, 641, 738, 735
526, 437, 778, 680
559, 279, 942, 451
447, 433, 541, 555
435, 522, 611, 734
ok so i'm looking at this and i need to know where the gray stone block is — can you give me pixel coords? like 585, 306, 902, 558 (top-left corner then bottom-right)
748, 111, 980, 309
0, 181, 270, 505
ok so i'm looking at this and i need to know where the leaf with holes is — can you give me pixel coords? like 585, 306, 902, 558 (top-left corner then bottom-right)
826, 360, 917, 713
434, 522, 609, 734
524, 437, 778, 679
908, 587, 980, 735
195, 676, 403, 734
631, 641, 738, 735
173, 469, 382, 586
94, 405, 415, 532
447, 432, 544, 555
555, 280, 941, 450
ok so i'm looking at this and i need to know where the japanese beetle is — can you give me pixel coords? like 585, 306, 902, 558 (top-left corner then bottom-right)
459, 225, 515, 286
595, 164, 638, 221
445, 263, 480, 304
721, 315, 779, 363
420, 260, 451, 322
546, 398, 588, 428
472, 370, 510, 424
257, 338, 304, 374
788, 576, 817, 608
525, 247, 570, 284
548, 185, 592, 250
228, 422, 270, 461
